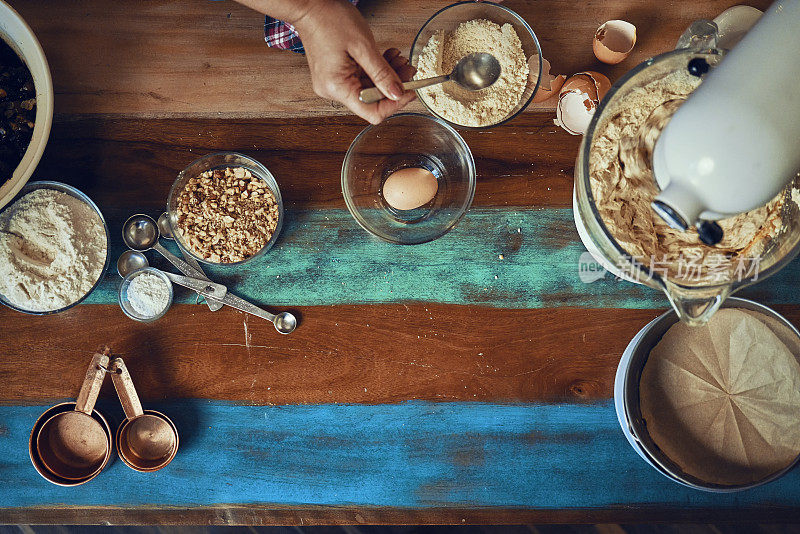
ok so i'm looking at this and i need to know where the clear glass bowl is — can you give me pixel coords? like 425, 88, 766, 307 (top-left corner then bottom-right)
0, 181, 110, 315
166, 152, 284, 266
118, 267, 173, 323
342, 113, 475, 245
410, 1, 542, 129
574, 49, 800, 324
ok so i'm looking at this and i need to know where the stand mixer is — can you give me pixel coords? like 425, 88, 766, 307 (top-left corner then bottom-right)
573, 0, 800, 325
652, 0, 800, 245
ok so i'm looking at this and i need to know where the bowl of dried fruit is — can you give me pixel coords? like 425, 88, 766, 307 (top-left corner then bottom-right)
166, 152, 284, 266
0, 1, 54, 210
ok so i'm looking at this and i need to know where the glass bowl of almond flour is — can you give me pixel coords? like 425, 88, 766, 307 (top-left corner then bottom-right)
0, 181, 109, 314
410, 2, 542, 129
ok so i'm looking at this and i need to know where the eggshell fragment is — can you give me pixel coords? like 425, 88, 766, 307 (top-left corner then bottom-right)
582, 71, 612, 101
530, 56, 567, 103
555, 91, 595, 136
554, 71, 612, 135
382, 167, 438, 211
560, 75, 597, 100
593, 20, 637, 64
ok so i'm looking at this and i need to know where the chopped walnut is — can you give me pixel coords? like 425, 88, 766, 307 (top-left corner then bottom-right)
175, 166, 280, 263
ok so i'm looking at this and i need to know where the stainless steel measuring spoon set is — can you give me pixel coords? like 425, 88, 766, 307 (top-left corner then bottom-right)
120, 213, 297, 334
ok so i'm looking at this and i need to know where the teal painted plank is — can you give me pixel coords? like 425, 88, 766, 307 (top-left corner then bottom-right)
2, 401, 800, 509
81, 208, 800, 308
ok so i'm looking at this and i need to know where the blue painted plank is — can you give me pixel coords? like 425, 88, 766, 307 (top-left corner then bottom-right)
83, 208, 800, 309
1, 400, 799, 509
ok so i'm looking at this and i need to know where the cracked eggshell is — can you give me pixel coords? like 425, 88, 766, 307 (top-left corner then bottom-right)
582, 71, 611, 102
593, 20, 637, 64
554, 72, 612, 136
530, 56, 567, 103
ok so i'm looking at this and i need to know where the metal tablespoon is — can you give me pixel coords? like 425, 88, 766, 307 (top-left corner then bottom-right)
359, 52, 501, 104
117, 250, 227, 301
122, 214, 205, 276
157, 212, 223, 312
215, 292, 298, 335
117, 250, 297, 334
117, 250, 148, 277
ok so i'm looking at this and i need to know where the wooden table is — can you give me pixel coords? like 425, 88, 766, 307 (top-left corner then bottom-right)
2, 0, 799, 525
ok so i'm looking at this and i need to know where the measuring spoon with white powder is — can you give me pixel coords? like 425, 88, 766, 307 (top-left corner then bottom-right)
118, 250, 227, 301
117, 250, 297, 334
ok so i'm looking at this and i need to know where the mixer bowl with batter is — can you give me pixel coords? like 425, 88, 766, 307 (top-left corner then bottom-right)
574, 48, 800, 325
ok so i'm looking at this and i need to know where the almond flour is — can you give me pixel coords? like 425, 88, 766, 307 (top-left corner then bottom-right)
0, 188, 106, 311
127, 272, 170, 317
415, 19, 529, 127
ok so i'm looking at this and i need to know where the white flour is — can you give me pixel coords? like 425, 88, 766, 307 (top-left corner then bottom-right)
127, 272, 170, 317
0, 188, 107, 311
415, 19, 529, 127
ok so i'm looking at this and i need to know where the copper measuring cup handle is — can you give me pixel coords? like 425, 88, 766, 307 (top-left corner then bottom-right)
109, 357, 144, 420
75, 348, 111, 415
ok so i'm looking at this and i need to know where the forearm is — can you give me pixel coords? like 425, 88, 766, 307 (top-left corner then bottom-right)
233, 0, 413, 123
233, 0, 321, 26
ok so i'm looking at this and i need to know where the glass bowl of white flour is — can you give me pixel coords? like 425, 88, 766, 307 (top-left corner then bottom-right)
410, 2, 542, 129
118, 267, 173, 322
0, 181, 110, 314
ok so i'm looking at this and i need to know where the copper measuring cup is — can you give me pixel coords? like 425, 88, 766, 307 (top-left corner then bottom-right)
110, 358, 178, 471
31, 350, 112, 484
29, 402, 112, 486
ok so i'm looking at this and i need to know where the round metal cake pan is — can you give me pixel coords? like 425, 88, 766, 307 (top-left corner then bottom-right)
614, 297, 800, 492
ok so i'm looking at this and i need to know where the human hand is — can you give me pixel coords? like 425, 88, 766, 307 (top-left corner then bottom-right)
293, 0, 416, 124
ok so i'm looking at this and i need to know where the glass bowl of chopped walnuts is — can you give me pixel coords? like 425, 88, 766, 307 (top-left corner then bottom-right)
166, 152, 284, 266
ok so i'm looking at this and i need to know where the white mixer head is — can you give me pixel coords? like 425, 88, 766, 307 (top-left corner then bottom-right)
652, 0, 800, 245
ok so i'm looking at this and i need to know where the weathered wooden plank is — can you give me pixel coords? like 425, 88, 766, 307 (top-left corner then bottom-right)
0, 305, 660, 403
6, 504, 800, 526
13, 0, 772, 117
87, 208, 655, 308
35, 115, 579, 209
4, 206, 799, 313
3, 304, 800, 404
3, 401, 800, 515
52, 208, 800, 309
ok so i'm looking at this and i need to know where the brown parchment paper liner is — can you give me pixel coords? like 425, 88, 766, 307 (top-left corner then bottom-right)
640, 309, 800, 486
